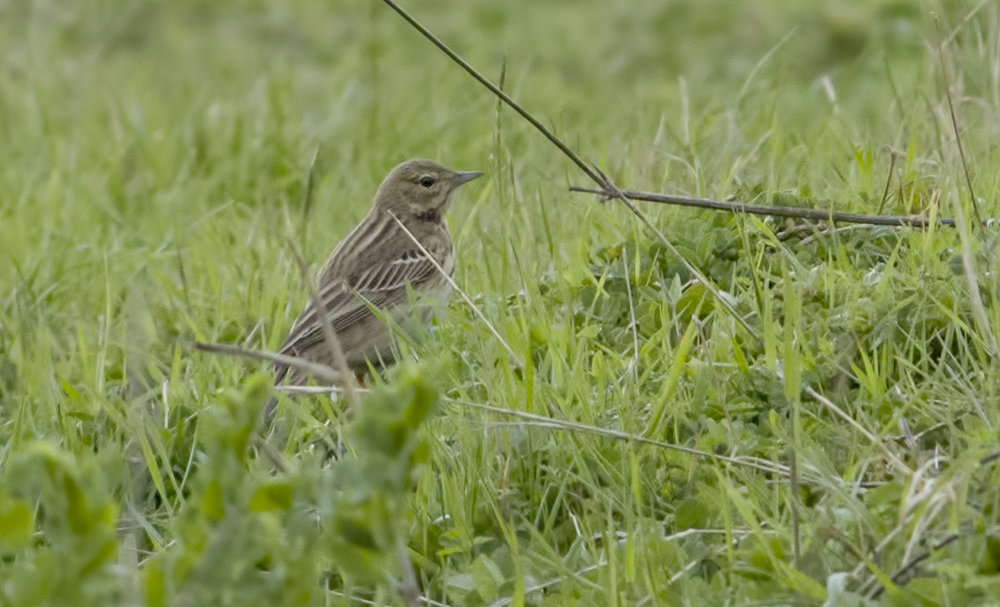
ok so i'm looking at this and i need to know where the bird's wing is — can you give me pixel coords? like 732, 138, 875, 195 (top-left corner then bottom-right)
277, 248, 441, 360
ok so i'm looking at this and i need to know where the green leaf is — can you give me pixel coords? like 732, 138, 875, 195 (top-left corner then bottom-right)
202, 480, 225, 521
64, 472, 92, 536
445, 572, 477, 601
249, 482, 293, 512
472, 554, 505, 602
0, 497, 33, 553
774, 560, 826, 602
398, 364, 440, 429
61, 380, 81, 400
141, 557, 167, 607
673, 496, 712, 530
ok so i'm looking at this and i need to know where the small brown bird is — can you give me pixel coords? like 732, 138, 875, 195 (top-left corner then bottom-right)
268, 159, 482, 416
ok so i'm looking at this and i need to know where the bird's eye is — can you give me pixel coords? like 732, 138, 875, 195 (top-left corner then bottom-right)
419, 175, 435, 188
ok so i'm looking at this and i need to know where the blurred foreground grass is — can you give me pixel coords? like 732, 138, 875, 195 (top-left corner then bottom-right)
1, 0, 1000, 605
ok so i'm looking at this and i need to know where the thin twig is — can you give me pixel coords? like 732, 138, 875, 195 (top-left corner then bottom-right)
868, 534, 960, 599
590, 169, 763, 344
804, 385, 912, 475
193, 341, 338, 382
570, 186, 956, 228
450, 397, 791, 477
380, 0, 762, 346
667, 558, 702, 586
387, 211, 525, 370
285, 238, 361, 412
854, 459, 955, 596
379, 0, 600, 184
263, 148, 361, 420
281, 381, 792, 477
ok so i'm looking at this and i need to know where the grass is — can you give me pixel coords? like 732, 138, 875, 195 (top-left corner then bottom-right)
1, 0, 1000, 605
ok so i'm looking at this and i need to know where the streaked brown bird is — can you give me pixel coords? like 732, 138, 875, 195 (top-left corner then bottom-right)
267, 159, 482, 418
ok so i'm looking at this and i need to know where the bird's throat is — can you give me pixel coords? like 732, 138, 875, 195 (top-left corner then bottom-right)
415, 207, 442, 223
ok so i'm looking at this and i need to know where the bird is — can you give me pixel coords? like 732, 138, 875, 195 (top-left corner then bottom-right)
266, 159, 482, 419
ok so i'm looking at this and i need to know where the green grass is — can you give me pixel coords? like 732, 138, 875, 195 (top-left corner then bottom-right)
2, 0, 1000, 605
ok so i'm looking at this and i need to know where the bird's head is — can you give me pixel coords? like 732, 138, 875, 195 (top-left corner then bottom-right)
372, 159, 482, 222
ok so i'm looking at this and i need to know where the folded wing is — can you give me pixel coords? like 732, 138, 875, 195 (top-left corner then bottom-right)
276, 248, 439, 373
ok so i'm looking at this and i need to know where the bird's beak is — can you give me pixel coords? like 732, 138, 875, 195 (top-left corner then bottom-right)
454, 171, 484, 186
